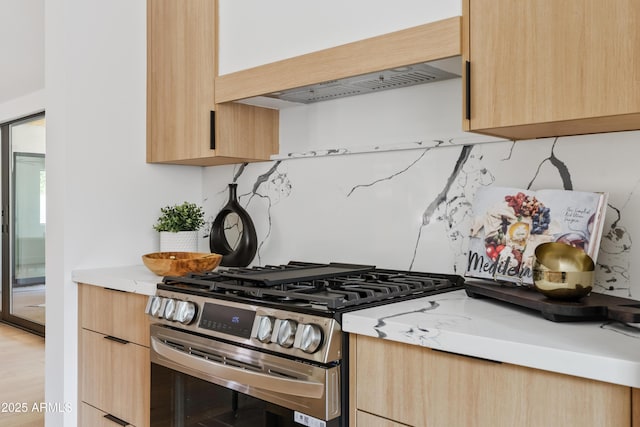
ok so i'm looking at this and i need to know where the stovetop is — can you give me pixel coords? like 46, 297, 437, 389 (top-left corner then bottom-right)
159, 261, 464, 313
149, 262, 464, 364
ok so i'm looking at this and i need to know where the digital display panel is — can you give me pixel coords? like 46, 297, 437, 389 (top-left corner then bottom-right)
199, 303, 256, 338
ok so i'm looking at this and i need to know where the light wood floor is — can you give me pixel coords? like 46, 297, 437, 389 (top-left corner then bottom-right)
0, 323, 45, 427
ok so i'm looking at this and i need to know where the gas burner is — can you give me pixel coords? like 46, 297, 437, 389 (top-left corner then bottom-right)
159, 261, 464, 313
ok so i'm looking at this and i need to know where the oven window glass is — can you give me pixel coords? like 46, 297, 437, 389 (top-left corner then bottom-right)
152, 363, 308, 427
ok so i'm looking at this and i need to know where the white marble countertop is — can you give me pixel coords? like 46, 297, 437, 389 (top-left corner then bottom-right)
343, 289, 640, 388
71, 264, 160, 295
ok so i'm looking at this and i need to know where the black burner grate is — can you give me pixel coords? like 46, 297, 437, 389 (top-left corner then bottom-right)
160, 262, 464, 311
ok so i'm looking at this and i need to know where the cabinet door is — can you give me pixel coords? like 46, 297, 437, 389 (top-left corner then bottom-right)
80, 329, 150, 427
355, 335, 630, 427
464, 0, 640, 140
79, 284, 150, 347
147, 0, 279, 166
214, 102, 279, 161
147, 0, 216, 163
80, 403, 137, 427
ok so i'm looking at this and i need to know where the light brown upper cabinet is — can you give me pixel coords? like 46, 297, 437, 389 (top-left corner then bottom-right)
463, 0, 640, 140
147, 0, 278, 166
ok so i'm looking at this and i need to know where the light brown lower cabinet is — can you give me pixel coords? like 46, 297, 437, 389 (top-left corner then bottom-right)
78, 284, 150, 427
351, 334, 633, 427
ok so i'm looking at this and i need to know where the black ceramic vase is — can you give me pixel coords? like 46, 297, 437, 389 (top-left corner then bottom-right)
209, 183, 258, 267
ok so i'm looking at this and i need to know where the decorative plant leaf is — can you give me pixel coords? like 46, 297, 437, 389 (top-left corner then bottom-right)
153, 202, 205, 232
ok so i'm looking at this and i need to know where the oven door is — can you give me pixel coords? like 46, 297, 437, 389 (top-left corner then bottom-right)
150, 324, 342, 427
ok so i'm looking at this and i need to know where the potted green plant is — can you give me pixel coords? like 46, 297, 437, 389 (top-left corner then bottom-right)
154, 201, 205, 252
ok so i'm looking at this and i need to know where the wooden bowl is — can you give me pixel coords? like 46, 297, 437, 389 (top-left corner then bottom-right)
142, 252, 222, 276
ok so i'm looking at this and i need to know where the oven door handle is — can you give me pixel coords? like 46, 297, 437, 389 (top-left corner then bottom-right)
151, 337, 325, 399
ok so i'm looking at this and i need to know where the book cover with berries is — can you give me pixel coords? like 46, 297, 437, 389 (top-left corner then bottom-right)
465, 186, 608, 286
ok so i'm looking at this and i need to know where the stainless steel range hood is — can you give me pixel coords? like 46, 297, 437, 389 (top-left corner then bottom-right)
262, 57, 461, 104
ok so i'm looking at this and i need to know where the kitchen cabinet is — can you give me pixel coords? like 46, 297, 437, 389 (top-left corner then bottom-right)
147, 0, 278, 166
350, 334, 632, 427
78, 284, 150, 427
463, 0, 640, 140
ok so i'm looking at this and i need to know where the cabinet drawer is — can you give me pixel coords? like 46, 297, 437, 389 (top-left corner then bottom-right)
357, 410, 411, 427
79, 284, 150, 346
80, 402, 137, 427
80, 329, 149, 427
356, 335, 630, 427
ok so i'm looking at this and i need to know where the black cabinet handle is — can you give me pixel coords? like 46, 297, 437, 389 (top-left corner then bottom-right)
103, 413, 130, 426
210, 110, 216, 150
104, 335, 129, 345
465, 60, 471, 121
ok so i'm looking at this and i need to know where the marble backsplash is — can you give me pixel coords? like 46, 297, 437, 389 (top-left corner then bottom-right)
202, 130, 640, 300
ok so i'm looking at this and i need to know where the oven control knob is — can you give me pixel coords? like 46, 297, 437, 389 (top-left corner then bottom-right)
149, 297, 164, 318
174, 301, 197, 325
277, 319, 297, 348
256, 316, 275, 343
163, 299, 177, 320
300, 324, 323, 354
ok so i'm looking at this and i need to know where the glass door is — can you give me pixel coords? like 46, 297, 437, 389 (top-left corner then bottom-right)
0, 113, 45, 336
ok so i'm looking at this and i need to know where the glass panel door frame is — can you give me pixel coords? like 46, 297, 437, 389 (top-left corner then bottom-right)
13, 152, 46, 287
0, 112, 45, 336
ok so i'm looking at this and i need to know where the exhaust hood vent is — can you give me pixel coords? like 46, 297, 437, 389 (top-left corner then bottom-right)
264, 62, 459, 104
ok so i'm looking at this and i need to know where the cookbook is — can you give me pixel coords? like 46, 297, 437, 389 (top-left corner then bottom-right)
465, 186, 608, 285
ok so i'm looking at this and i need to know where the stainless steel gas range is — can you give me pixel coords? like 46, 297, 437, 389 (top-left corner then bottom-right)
145, 261, 463, 427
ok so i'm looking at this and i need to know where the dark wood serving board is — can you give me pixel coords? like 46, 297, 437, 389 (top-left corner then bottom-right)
464, 279, 640, 322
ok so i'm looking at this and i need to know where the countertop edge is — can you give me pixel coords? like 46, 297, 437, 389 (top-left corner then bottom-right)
71, 264, 160, 296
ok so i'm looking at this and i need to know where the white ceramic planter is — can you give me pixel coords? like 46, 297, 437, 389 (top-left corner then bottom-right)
159, 231, 199, 252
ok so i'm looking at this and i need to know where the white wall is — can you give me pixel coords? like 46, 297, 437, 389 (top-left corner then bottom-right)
45, 1, 203, 426
0, 0, 44, 105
